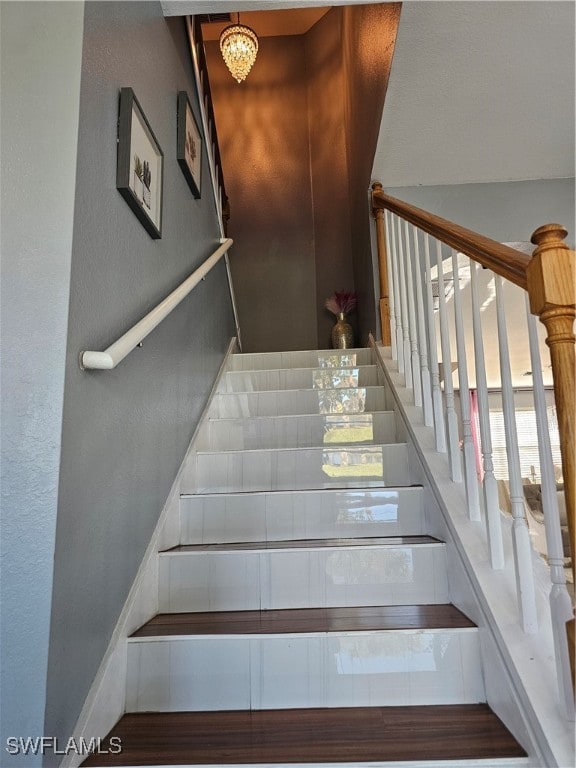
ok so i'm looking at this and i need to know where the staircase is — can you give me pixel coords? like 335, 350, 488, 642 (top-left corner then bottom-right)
84, 347, 528, 767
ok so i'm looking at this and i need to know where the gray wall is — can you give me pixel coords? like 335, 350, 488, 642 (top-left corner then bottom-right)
0, 3, 85, 764
384, 178, 576, 248
40, 1, 234, 758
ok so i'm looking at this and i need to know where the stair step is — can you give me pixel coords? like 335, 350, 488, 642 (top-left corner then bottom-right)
228, 348, 373, 371
166, 535, 439, 552
158, 537, 448, 612
179, 487, 425, 544
126, 600, 483, 712
184, 444, 412, 494
218, 365, 379, 394
132, 604, 476, 637
197, 411, 398, 451
83, 705, 528, 766
209, 385, 389, 418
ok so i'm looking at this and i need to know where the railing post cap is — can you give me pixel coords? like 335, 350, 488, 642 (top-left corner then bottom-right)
530, 223, 569, 251
527, 224, 575, 314
371, 181, 383, 192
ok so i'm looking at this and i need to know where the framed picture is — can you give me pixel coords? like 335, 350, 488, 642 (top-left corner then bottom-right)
117, 87, 164, 239
177, 91, 202, 199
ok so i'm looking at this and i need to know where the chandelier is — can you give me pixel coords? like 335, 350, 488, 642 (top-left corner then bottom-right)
219, 15, 259, 83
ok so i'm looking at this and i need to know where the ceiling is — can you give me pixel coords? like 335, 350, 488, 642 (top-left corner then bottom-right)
373, 1, 575, 187
200, 7, 330, 40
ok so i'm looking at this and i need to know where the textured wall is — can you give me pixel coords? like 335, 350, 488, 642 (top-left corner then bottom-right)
0, 4, 85, 764
306, 9, 355, 349
205, 35, 317, 353
383, 178, 576, 248
342, 3, 402, 343
43, 1, 234, 757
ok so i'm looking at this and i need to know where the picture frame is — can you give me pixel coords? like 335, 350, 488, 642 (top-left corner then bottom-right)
116, 87, 164, 239
177, 91, 202, 199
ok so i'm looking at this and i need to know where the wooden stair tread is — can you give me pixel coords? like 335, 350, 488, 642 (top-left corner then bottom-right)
164, 535, 440, 553
131, 604, 475, 637
82, 704, 527, 766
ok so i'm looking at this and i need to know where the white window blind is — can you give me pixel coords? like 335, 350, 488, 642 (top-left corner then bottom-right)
488, 406, 562, 483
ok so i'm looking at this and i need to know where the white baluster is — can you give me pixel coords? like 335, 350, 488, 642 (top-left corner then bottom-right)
451, 251, 481, 520
436, 239, 462, 481
389, 215, 404, 373
395, 215, 411, 384
384, 210, 398, 361
413, 228, 434, 427
423, 234, 446, 452
495, 275, 537, 633
404, 222, 422, 406
470, 262, 504, 568
525, 293, 574, 715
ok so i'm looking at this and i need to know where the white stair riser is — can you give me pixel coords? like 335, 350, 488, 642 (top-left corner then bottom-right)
218, 366, 379, 394
158, 544, 448, 612
180, 488, 425, 544
229, 349, 373, 371
187, 444, 412, 494
197, 412, 398, 452
208, 386, 389, 419
126, 629, 483, 712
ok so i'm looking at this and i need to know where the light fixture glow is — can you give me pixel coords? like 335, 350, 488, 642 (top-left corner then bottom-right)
219, 20, 258, 83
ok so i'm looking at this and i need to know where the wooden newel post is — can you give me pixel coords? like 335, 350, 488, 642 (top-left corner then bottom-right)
527, 223, 576, 684
371, 182, 392, 346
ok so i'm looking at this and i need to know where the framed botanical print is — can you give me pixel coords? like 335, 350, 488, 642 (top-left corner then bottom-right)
116, 87, 164, 239
177, 91, 202, 199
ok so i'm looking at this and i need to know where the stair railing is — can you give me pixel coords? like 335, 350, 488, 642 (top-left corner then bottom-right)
371, 182, 575, 716
186, 16, 242, 349
81, 238, 233, 370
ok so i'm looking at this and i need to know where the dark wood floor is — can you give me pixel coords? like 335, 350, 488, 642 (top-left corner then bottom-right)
166, 535, 440, 553
131, 604, 476, 637
82, 705, 527, 766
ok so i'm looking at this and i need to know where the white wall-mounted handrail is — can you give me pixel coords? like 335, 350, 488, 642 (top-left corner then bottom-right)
81, 238, 233, 370
186, 16, 242, 349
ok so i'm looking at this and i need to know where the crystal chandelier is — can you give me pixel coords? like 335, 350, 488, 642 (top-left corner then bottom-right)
219, 15, 259, 83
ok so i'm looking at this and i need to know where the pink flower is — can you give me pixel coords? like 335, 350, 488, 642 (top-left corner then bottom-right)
325, 291, 357, 316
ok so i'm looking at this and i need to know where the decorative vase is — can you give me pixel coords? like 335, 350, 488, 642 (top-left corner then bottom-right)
331, 312, 354, 349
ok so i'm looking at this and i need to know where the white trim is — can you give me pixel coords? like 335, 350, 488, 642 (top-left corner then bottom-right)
61, 337, 238, 768
81, 239, 233, 370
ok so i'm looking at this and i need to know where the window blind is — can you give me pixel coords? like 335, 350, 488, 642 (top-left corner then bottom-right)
487, 405, 562, 483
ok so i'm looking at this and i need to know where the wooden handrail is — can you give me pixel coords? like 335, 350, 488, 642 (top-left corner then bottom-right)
372, 187, 531, 289
371, 183, 575, 689
371, 183, 392, 346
